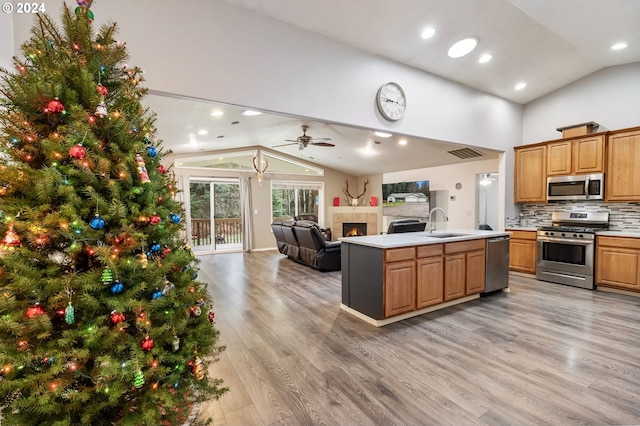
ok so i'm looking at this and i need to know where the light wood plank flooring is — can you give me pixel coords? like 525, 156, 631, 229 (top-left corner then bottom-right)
196, 250, 640, 425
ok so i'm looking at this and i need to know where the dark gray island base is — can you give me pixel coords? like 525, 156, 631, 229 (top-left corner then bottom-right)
340, 230, 510, 326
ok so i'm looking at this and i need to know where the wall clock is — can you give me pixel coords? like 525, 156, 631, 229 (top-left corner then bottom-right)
376, 82, 406, 121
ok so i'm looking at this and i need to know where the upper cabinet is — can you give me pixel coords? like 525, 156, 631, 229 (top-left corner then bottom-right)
606, 127, 640, 202
547, 135, 605, 176
514, 144, 547, 203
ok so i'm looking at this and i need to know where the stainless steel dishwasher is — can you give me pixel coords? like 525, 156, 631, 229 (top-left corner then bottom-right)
483, 235, 510, 293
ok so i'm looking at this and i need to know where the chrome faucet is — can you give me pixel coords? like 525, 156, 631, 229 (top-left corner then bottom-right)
427, 207, 448, 233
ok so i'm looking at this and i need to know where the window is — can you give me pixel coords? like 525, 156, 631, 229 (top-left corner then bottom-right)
271, 181, 324, 222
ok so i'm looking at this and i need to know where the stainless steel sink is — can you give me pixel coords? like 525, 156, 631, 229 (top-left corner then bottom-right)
425, 233, 469, 238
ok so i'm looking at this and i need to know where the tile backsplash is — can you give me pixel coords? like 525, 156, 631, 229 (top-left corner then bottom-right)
509, 201, 640, 230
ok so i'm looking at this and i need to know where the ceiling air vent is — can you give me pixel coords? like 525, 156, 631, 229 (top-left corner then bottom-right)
447, 147, 484, 159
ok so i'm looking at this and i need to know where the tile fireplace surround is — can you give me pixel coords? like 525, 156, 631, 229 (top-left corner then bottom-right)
330, 206, 380, 240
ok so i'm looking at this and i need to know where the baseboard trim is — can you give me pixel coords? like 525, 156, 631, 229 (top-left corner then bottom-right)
340, 294, 480, 327
597, 286, 640, 298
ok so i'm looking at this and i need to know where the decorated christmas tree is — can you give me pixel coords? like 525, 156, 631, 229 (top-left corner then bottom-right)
0, 2, 226, 424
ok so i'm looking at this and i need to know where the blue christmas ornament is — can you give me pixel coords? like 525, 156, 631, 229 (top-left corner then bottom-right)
146, 146, 157, 158
11, 137, 19, 144
90, 214, 106, 230
151, 289, 163, 300
169, 213, 181, 224
150, 242, 161, 253
110, 281, 124, 294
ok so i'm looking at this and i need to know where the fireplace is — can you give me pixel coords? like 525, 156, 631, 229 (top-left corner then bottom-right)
343, 222, 367, 237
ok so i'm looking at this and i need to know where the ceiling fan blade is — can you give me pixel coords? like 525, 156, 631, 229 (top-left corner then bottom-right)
310, 142, 335, 147
284, 139, 300, 142
272, 142, 299, 148
309, 137, 332, 141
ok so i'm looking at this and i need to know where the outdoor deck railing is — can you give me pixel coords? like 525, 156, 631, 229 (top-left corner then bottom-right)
191, 218, 243, 246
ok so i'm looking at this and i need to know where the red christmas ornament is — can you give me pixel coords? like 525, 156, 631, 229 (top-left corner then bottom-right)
157, 164, 167, 174
69, 144, 86, 159
208, 311, 215, 324
149, 214, 161, 225
141, 336, 154, 351
162, 245, 171, 257
26, 303, 46, 319
96, 84, 108, 96
46, 98, 65, 114
110, 310, 125, 325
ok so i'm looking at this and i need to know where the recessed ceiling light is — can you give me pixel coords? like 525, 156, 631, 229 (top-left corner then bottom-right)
448, 37, 478, 58
210, 110, 224, 117
611, 42, 628, 50
399, 140, 408, 146
241, 110, 262, 116
374, 131, 392, 138
420, 27, 435, 39
514, 82, 527, 91
197, 129, 208, 135
479, 54, 492, 64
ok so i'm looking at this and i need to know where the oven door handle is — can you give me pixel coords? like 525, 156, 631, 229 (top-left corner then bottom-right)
537, 237, 593, 245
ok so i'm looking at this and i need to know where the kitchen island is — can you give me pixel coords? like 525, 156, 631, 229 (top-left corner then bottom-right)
340, 230, 511, 326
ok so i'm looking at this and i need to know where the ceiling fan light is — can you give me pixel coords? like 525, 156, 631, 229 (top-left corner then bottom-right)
448, 37, 478, 58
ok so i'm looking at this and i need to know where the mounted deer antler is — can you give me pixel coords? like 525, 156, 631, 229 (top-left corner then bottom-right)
252, 155, 268, 185
343, 178, 369, 206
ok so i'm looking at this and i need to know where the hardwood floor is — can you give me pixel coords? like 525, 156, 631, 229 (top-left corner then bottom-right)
195, 250, 640, 425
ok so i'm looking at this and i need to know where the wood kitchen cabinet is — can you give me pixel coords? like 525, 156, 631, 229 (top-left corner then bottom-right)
416, 245, 444, 309
514, 144, 547, 203
507, 230, 537, 274
547, 135, 605, 176
384, 248, 416, 317
444, 239, 485, 301
596, 236, 640, 292
606, 127, 640, 201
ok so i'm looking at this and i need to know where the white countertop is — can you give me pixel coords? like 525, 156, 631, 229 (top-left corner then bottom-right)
596, 230, 640, 238
339, 229, 511, 249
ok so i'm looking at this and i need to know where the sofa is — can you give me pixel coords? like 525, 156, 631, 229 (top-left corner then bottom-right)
271, 220, 341, 271
387, 219, 427, 234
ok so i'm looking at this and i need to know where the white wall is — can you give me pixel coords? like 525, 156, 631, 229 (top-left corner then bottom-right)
523, 62, 640, 143
384, 158, 501, 230
0, 11, 13, 73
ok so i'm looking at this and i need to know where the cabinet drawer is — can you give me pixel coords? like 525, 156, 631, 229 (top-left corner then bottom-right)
417, 244, 443, 258
385, 247, 415, 263
508, 230, 537, 240
445, 239, 485, 254
597, 236, 640, 250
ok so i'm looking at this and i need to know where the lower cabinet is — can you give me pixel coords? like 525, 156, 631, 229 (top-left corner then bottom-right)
384, 260, 416, 317
507, 230, 537, 274
417, 255, 444, 308
444, 239, 486, 301
596, 236, 640, 292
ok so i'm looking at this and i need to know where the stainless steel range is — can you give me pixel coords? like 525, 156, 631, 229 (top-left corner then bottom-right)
536, 211, 609, 289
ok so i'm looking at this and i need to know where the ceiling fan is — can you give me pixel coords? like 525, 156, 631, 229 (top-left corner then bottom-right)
273, 125, 334, 150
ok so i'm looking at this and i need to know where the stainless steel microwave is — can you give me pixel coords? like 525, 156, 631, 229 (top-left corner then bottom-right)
547, 173, 604, 201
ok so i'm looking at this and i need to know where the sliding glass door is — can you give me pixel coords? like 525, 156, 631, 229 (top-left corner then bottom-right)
189, 178, 241, 253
